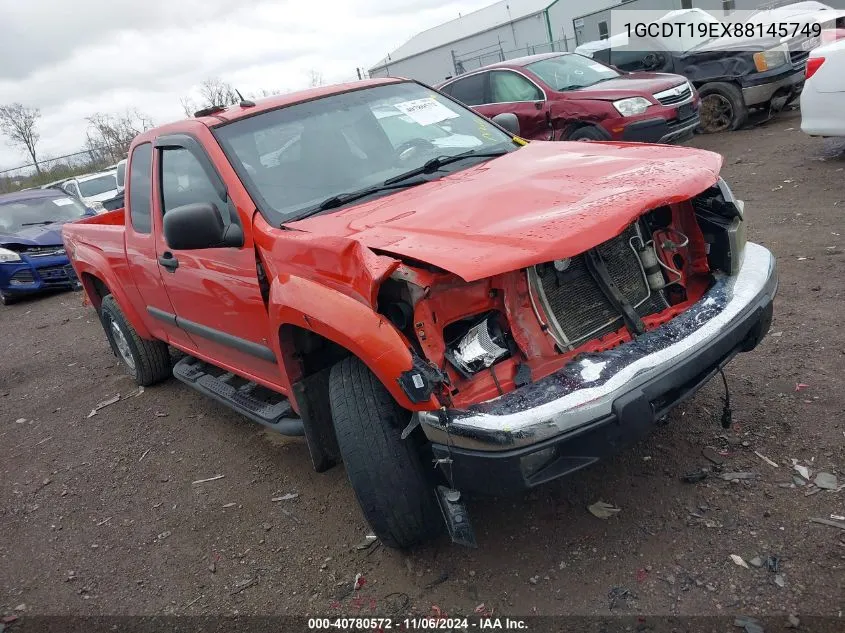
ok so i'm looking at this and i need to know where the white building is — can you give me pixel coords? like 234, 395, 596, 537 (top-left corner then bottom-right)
368, 0, 622, 84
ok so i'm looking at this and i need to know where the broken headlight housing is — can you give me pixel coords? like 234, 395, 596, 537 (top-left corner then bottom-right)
445, 313, 511, 378
0, 247, 22, 263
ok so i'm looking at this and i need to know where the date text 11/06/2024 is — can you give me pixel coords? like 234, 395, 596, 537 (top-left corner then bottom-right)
307, 617, 529, 630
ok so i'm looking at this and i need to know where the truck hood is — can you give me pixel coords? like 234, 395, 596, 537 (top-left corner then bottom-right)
566, 73, 687, 100
85, 190, 119, 203
0, 223, 65, 247
285, 141, 722, 282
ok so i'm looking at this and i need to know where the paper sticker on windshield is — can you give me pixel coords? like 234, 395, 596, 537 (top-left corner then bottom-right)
53, 198, 75, 206
393, 98, 459, 126
587, 62, 609, 71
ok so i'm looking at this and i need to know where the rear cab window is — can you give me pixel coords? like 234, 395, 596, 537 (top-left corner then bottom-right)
128, 143, 153, 233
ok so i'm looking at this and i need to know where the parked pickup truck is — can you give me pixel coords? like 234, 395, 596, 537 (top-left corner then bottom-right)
64, 78, 777, 549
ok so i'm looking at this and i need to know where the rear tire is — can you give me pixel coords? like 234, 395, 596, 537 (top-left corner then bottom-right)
328, 356, 442, 549
698, 82, 748, 133
567, 126, 607, 141
99, 295, 171, 386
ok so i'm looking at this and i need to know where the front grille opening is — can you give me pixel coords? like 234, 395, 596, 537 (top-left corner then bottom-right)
535, 222, 669, 348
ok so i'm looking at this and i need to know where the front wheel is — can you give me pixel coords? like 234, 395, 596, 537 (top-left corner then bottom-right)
698, 82, 748, 133
328, 356, 443, 549
567, 126, 607, 141
99, 295, 171, 386
0, 291, 17, 306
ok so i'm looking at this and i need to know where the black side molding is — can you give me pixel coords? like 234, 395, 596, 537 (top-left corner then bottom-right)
147, 307, 276, 363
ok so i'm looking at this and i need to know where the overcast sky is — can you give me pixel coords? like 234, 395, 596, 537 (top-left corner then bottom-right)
0, 0, 493, 171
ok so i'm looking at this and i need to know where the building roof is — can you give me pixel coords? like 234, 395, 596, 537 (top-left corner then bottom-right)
370, 0, 554, 70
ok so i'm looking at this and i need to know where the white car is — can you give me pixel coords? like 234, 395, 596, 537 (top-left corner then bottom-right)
61, 171, 118, 213
801, 37, 845, 136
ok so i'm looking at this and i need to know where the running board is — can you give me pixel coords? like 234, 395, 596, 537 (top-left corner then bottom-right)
172, 356, 304, 436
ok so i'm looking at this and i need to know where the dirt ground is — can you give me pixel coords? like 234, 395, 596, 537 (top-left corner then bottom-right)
2, 109, 844, 622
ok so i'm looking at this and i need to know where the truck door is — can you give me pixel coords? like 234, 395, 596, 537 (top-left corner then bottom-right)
123, 141, 197, 351
149, 133, 285, 389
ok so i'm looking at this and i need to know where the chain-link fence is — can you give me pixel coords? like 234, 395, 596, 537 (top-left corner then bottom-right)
0, 145, 122, 194
453, 38, 576, 75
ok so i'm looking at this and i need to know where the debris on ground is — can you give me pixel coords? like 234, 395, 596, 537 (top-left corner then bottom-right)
424, 571, 449, 589
271, 493, 299, 501
720, 472, 758, 481
355, 534, 378, 550
792, 475, 807, 486
749, 556, 764, 568
156, 530, 172, 541
13, 604, 26, 612
831, 514, 845, 521
734, 615, 764, 633
793, 463, 811, 481
222, 503, 236, 509
702, 447, 726, 465
191, 474, 225, 485
86, 394, 121, 418
682, 469, 709, 483
774, 574, 786, 588
608, 587, 635, 610
730, 554, 750, 569
795, 383, 810, 392
810, 517, 845, 530
353, 573, 366, 591
765, 556, 781, 573
754, 451, 779, 467
814, 472, 838, 490
230, 577, 258, 595
529, 576, 539, 585
786, 614, 800, 628
588, 501, 621, 519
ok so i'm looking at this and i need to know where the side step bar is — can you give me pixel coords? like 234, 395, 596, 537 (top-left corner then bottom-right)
173, 356, 304, 436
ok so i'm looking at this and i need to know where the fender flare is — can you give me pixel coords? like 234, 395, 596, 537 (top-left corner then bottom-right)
268, 274, 430, 410
72, 244, 154, 340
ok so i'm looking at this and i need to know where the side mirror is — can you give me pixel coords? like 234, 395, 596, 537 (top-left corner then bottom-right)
491, 112, 521, 136
162, 202, 243, 250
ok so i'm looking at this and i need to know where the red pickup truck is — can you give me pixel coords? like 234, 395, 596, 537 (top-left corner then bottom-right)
64, 78, 777, 549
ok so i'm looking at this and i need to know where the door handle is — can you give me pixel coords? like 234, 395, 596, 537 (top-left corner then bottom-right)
158, 251, 179, 272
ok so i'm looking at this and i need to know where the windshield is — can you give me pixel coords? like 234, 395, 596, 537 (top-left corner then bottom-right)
664, 11, 725, 51
747, 2, 831, 23
214, 82, 517, 224
0, 195, 89, 233
78, 174, 117, 198
526, 54, 618, 90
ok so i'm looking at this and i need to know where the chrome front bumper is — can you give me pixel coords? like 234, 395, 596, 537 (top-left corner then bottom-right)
742, 69, 804, 107
418, 242, 777, 452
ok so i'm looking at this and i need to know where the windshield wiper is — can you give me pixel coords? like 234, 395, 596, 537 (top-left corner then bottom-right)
383, 148, 510, 186
21, 220, 60, 226
287, 180, 427, 223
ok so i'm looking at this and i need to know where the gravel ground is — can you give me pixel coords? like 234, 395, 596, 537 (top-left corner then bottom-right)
2, 110, 844, 622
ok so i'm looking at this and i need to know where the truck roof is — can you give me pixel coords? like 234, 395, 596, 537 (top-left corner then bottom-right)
134, 78, 405, 144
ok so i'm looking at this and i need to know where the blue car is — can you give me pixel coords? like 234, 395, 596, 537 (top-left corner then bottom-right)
0, 189, 95, 305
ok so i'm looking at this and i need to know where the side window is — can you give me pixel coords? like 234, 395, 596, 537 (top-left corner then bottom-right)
598, 21, 609, 40
489, 71, 543, 103
160, 147, 228, 225
446, 73, 487, 106
611, 46, 650, 72
128, 143, 153, 233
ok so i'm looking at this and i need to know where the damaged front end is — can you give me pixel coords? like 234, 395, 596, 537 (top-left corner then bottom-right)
383, 178, 776, 495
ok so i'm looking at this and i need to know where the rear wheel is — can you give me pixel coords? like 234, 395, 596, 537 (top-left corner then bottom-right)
328, 356, 442, 549
698, 82, 748, 133
99, 295, 171, 386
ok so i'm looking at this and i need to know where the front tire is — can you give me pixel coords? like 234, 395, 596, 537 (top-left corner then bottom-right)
99, 295, 171, 386
567, 126, 607, 141
0, 291, 17, 306
698, 82, 748, 133
328, 356, 442, 549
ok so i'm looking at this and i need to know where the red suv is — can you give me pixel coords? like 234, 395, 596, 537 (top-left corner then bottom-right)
438, 52, 700, 144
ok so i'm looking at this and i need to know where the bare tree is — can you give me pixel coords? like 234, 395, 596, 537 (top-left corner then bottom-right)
248, 87, 285, 99
0, 103, 42, 175
180, 77, 240, 117
307, 69, 325, 87
85, 109, 154, 165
